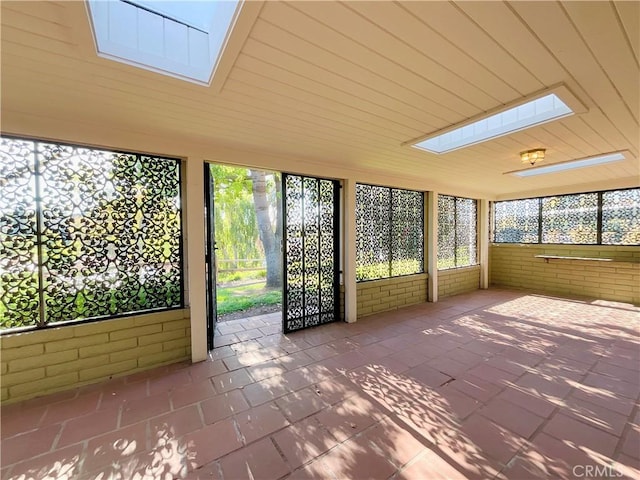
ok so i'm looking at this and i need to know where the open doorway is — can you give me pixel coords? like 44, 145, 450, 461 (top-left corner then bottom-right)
205, 164, 283, 347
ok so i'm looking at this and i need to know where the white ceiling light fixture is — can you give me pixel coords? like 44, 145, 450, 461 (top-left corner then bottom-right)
507, 151, 628, 177
86, 0, 241, 85
406, 84, 587, 154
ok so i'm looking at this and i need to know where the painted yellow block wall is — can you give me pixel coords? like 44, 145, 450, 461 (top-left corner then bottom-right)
1, 309, 191, 404
438, 266, 481, 298
356, 273, 427, 318
490, 244, 640, 305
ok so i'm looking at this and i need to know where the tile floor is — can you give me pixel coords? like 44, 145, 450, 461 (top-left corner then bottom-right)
1, 289, 639, 480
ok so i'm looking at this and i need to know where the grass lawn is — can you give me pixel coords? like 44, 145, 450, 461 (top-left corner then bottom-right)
216, 282, 282, 315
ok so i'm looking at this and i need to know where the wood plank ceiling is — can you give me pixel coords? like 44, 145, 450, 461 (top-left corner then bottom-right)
1, 1, 638, 199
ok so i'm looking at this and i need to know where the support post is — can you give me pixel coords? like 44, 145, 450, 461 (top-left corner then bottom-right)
427, 191, 438, 302
343, 178, 357, 322
185, 157, 208, 362
479, 199, 490, 289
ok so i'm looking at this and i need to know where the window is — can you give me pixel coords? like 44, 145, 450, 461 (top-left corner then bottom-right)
356, 184, 423, 281
86, 0, 240, 84
493, 188, 640, 245
0, 137, 184, 332
542, 193, 598, 244
438, 195, 478, 269
411, 88, 581, 154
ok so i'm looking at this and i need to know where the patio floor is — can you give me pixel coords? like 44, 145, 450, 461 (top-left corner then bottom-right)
1, 289, 639, 480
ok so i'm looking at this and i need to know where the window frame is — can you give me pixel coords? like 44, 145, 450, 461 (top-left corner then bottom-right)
355, 183, 424, 282
492, 187, 640, 246
437, 194, 479, 270
0, 135, 186, 334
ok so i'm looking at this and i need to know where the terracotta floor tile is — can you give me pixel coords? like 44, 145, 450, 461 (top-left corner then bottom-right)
615, 454, 640, 480
0, 403, 47, 439
621, 423, 640, 460
313, 396, 383, 443
3, 290, 639, 480
460, 414, 527, 465
406, 363, 452, 388
149, 405, 203, 438
396, 450, 468, 480
479, 397, 545, 439
275, 387, 329, 423
211, 368, 254, 393
568, 387, 636, 417
83, 422, 149, 475
543, 413, 619, 457
278, 351, 315, 371
98, 379, 149, 411
121, 392, 171, 426
0, 423, 61, 465
183, 418, 243, 469
364, 417, 426, 468
272, 417, 338, 470
437, 387, 482, 421
188, 359, 228, 382
524, 432, 595, 479
6, 443, 83, 480
41, 391, 101, 425
497, 385, 557, 419
200, 390, 249, 425
235, 403, 289, 444
320, 434, 398, 480
171, 378, 217, 409
563, 395, 628, 437
447, 375, 503, 404
582, 372, 640, 400
58, 408, 119, 447
220, 438, 290, 480
148, 369, 192, 396
247, 360, 287, 382
242, 377, 290, 406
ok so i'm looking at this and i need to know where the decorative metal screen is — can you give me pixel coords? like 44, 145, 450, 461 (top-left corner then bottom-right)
0, 137, 183, 332
602, 189, 640, 245
283, 174, 339, 333
541, 193, 598, 244
356, 185, 390, 281
493, 188, 639, 246
438, 195, 478, 269
494, 199, 540, 243
356, 184, 423, 281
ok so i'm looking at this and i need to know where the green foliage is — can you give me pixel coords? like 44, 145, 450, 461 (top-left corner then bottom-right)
210, 164, 262, 263
356, 259, 422, 281
216, 283, 281, 315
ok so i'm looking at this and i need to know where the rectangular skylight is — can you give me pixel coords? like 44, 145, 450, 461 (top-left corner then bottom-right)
411, 92, 575, 154
512, 152, 627, 177
86, 0, 240, 85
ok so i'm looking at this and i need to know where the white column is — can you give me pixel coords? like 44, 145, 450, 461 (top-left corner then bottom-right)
343, 178, 357, 322
427, 191, 438, 302
479, 198, 490, 289
185, 158, 208, 362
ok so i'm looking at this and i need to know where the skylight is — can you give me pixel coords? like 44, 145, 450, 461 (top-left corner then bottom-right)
411, 93, 575, 154
512, 152, 627, 177
86, 0, 240, 85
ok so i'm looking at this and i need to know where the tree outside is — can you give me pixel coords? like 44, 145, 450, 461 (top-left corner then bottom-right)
209, 165, 282, 318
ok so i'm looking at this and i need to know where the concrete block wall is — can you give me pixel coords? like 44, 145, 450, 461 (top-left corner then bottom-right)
356, 273, 428, 318
490, 244, 640, 305
1, 309, 191, 404
438, 266, 481, 298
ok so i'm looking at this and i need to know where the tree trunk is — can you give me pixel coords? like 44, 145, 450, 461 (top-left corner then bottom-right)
249, 170, 282, 288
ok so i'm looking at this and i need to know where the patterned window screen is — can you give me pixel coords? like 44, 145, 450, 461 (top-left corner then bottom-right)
356, 184, 423, 281
0, 137, 183, 332
437, 195, 478, 269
